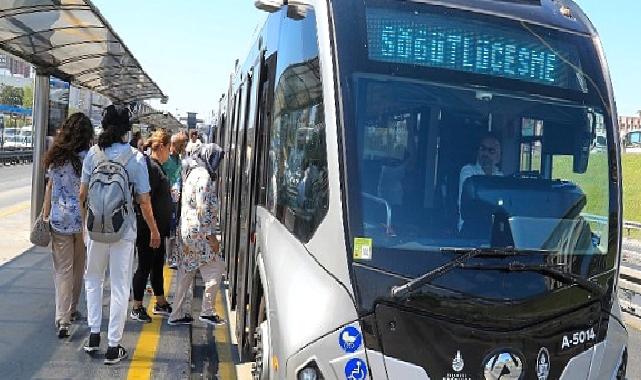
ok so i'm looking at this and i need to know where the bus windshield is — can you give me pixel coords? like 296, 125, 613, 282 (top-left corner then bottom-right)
333, 0, 615, 280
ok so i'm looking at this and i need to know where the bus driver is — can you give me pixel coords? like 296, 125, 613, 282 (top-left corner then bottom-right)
458, 133, 503, 230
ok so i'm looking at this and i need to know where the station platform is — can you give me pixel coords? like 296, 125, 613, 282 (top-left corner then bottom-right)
0, 165, 250, 379
0, 243, 247, 380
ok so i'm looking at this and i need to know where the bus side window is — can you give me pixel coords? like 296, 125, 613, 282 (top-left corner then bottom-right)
266, 7, 329, 242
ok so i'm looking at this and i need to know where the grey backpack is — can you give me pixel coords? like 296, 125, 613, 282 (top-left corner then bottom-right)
86, 146, 135, 243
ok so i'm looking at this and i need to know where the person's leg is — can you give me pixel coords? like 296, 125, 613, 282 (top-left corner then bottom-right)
106, 239, 135, 348
70, 232, 86, 317
150, 238, 168, 305
85, 239, 109, 334
51, 233, 74, 326
198, 260, 226, 325
168, 266, 195, 322
132, 236, 153, 307
199, 260, 223, 317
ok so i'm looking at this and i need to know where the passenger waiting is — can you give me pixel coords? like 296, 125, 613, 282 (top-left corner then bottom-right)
164, 132, 188, 269
79, 105, 160, 365
41, 113, 94, 339
185, 129, 202, 152
130, 130, 174, 323
168, 143, 225, 326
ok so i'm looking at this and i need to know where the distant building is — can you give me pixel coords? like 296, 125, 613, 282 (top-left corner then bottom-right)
0, 53, 32, 78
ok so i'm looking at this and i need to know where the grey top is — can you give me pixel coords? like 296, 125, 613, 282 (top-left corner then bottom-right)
81, 142, 151, 240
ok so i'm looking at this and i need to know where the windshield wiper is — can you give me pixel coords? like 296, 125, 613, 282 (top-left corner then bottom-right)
390, 247, 572, 299
459, 262, 606, 298
390, 247, 510, 298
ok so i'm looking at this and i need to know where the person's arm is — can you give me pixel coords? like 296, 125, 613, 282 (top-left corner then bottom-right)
131, 151, 160, 248
42, 180, 52, 220
137, 193, 161, 249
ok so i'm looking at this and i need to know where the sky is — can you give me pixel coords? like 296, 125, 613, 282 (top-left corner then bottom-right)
92, 0, 641, 121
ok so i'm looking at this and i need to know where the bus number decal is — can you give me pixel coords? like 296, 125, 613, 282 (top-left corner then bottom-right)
561, 327, 596, 350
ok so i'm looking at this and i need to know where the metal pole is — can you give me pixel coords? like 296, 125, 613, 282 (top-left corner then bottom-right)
30, 72, 49, 223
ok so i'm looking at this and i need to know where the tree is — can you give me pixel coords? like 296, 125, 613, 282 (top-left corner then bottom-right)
0, 84, 23, 106
22, 85, 33, 109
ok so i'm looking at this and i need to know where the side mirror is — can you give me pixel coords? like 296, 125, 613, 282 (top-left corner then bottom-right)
573, 113, 596, 174
255, 0, 285, 12
573, 133, 591, 173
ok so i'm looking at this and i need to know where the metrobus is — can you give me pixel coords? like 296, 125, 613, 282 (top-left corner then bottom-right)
626, 130, 641, 148
216, 1, 628, 379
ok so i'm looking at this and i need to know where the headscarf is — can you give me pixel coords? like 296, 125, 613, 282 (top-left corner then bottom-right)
183, 143, 224, 180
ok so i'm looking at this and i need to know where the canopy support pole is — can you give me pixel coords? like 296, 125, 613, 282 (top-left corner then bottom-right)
30, 72, 50, 223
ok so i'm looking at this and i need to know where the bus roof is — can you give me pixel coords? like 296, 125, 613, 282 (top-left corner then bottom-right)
405, 0, 594, 35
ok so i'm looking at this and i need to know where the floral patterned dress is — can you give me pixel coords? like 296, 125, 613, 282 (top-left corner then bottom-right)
179, 166, 218, 271
48, 152, 86, 234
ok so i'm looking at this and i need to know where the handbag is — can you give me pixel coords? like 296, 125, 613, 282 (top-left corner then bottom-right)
30, 210, 51, 247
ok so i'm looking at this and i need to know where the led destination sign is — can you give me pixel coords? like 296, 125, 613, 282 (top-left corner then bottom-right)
366, 9, 580, 89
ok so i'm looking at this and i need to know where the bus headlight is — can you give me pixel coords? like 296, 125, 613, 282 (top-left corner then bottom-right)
297, 361, 323, 380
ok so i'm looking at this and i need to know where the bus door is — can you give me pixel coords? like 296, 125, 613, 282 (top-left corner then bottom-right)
228, 77, 253, 308
234, 54, 266, 359
221, 92, 240, 268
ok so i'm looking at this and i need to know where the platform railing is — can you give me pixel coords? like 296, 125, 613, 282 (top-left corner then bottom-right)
0, 149, 33, 165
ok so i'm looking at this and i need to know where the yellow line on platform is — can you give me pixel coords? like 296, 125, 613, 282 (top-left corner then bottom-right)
0, 201, 30, 219
215, 287, 237, 380
126, 265, 174, 380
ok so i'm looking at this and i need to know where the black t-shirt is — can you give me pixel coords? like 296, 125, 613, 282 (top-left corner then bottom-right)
136, 155, 172, 238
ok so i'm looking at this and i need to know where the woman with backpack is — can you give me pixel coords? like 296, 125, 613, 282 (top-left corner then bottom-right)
168, 143, 225, 326
130, 129, 174, 323
41, 113, 94, 339
79, 105, 160, 365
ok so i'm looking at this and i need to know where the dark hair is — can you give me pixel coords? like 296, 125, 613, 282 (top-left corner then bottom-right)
129, 131, 142, 148
480, 132, 502, 146
98, 105, 132, 149
190, 130, 198, 138
43, 113, 94, 176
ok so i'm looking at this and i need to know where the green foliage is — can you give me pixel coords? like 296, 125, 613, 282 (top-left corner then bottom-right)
553, 153, 609, 217
554, 153, 641, 238
0, 84, 23, 106
22, 85, 33, 109
622, 154, 641, 223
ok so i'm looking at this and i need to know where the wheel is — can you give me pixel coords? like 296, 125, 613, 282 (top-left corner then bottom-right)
252, 320, 270, 380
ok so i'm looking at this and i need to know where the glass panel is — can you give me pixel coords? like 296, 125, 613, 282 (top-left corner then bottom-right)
48, 77, 69, 135
0, 10, 100, 35
349, 78, 609, 256
266, 7, 328, 242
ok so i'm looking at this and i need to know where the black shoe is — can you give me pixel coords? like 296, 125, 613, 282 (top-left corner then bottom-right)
70, 311, 82, 322
104, 345, 127, 365
199, 315, 226, 326
130, 306, 152, 323
168, 263, 178, 270
168, 314, 193, 325
153, 303, 172, 316
83, 333, 100, 353
57, 322, 70, 339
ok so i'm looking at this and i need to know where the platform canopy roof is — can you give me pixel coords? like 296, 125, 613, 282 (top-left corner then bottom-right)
0, 0, 166, 104
132, 111, 183, 131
